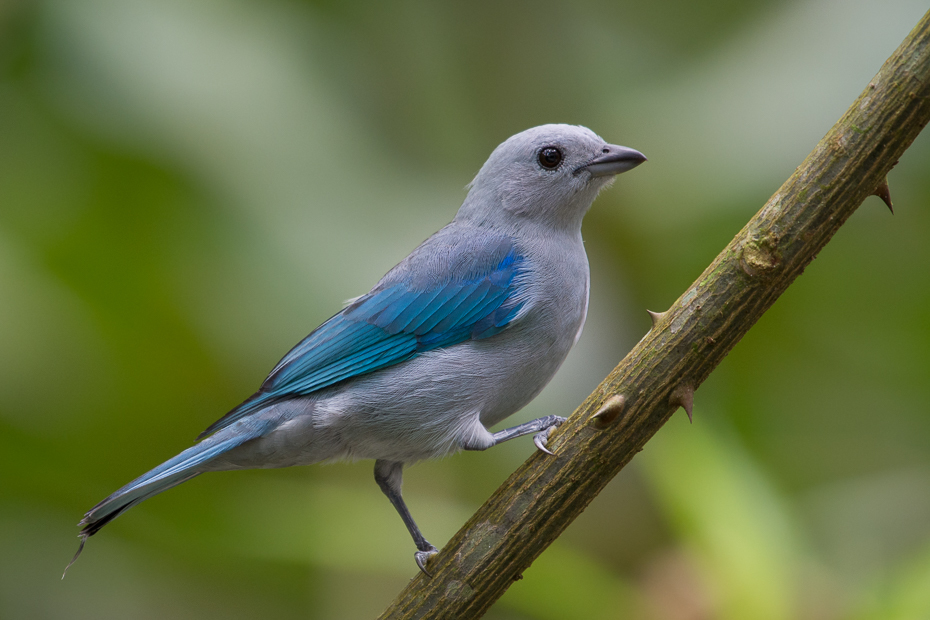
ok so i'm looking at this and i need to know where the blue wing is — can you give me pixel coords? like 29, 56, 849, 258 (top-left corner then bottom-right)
198, 232, 528, 439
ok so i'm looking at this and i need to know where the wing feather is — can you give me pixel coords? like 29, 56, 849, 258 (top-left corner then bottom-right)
198, 231, 528, 439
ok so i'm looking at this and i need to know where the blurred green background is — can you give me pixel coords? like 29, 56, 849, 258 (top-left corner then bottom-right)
1, 0, 929, 618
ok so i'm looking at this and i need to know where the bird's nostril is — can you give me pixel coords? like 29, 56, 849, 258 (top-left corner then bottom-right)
602, 147, 610, 153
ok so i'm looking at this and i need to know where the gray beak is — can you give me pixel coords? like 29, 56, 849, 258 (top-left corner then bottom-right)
576, 144, 647, 177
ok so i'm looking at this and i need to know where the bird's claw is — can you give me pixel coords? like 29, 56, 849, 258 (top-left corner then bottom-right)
415, 546, 439, 576
533, 416, 566, 455
533, 431, 554, 454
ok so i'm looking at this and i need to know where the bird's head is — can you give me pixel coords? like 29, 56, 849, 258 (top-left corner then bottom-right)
457, 124, 646, 232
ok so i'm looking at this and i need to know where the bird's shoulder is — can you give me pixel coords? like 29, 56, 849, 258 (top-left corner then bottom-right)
375, 223, 528, 292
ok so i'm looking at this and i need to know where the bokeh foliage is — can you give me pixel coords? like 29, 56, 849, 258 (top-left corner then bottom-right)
1, 1, 928, 618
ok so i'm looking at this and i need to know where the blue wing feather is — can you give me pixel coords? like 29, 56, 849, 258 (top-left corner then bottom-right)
198, 231, 528, 439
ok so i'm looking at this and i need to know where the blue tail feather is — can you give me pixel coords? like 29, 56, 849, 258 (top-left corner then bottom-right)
65, 418, 274, 576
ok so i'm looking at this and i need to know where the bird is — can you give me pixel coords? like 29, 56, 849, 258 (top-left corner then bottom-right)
67, 124, 646, 576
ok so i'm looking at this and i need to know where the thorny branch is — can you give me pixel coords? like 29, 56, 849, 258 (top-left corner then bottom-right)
380, 10, 930, 620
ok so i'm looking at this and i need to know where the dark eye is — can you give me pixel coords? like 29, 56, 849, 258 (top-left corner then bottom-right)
538, 146, 563, 169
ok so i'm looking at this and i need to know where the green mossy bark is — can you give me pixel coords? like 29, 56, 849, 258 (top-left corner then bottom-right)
380, 11, 930, 620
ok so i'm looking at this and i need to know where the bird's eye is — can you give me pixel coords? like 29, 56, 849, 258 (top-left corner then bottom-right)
538, 147, 563, 170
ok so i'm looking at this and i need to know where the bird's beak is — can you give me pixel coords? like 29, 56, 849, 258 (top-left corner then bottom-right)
576, 145, 647, 177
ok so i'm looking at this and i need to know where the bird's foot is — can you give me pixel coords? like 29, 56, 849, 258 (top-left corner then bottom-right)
533, 416, 566, 455
415, 546, 439, 576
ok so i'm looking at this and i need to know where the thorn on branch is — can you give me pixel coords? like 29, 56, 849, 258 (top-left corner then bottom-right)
872, 177, 893, 213
590, 395, 627, 429
647, 310, 667, 328
669, 383, 695, 423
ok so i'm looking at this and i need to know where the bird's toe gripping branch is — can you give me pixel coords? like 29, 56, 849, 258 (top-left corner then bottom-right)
415, 546, 440, 576
533, 416, 567, 455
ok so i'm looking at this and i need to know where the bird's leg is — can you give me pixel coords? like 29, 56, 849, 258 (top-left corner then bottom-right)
466, 414, 567, 455
374, 459, 438, 575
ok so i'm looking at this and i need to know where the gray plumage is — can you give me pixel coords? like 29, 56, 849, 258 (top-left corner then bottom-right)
68, 124, 645, 575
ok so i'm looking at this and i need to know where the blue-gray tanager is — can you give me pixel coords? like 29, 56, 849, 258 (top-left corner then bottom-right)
69, 124, 646, 575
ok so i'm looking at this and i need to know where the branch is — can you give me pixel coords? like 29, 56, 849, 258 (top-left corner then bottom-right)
379, 11, 930, 619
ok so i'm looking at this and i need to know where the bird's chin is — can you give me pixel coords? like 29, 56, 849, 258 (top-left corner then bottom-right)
591, 175, 618, 193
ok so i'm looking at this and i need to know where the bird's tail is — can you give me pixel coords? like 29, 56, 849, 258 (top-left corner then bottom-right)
64, 418, 274, 577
